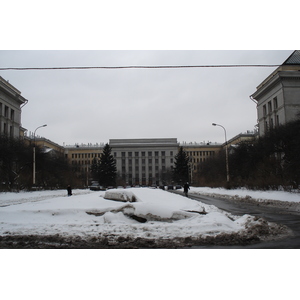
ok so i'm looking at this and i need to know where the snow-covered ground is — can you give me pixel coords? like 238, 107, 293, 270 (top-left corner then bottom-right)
2, 187, 298, 300
190, 186, 300, 203
0, 187, 293, 248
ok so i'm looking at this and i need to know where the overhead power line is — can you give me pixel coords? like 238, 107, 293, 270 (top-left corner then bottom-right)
0, 64, 281, 71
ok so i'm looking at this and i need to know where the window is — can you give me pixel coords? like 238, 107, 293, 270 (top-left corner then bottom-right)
268, 101, 272, 113
273, 97, 278, 109
263, 105, 267, 116
276, 115, 279, 127
10, 109, 14, 121
4, 106, 8, 118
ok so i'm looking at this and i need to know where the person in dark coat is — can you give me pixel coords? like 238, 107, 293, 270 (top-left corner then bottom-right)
183, 182, 190, 197
67, 185, 72, 196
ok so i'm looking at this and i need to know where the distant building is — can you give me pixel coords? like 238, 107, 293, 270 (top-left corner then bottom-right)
226, 131, 256, 147
64, 144, 103, 186
181, 142, 222, 183
109, 138, 179, 186
251, 50, 300, 136
0, 76, 28, 137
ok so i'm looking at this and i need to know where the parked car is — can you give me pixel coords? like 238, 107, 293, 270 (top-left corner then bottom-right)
89, 182, 105, 191
175, 185, 182, 190
167, 185, 174, 190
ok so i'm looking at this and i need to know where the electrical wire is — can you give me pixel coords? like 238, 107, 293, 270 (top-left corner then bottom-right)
0, 64, 280, 71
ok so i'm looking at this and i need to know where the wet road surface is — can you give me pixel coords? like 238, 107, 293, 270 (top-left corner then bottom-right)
177, 192, 300, 249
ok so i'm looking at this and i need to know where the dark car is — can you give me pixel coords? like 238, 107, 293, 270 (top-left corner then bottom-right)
167, 185, 174, 190
89, 182, 105, 191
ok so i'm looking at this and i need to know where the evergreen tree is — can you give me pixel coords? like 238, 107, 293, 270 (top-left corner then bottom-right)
173, 147, 190, 184
98, 143, 117, 187
90, 157, 99, 180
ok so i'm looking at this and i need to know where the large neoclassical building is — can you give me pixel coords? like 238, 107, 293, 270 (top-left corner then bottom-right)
251, 50, 300, 136
110, 138, 179, 186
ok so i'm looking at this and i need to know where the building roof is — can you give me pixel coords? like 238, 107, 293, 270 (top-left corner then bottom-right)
282, 50, 300, 65
0, 76, 28, 105
251, 50, 300, 97
109, 138, 178, 146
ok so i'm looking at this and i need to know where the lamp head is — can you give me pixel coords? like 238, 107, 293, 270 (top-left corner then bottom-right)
212, 123, 216, 126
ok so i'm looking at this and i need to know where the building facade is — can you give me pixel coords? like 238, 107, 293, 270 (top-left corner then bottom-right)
110, 138, 179, 186
0, 76, 28, 138
64, 144, 103, 172
251, 50, 300, 136
182, 142, 222, 183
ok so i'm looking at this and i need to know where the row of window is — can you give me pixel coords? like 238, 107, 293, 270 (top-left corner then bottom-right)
0, 102, 15, 121
117, 151, 172, 158
71, 153, 101, 159
187, 151, 215, 157
122, 165, 168, 172
191, 157, 211, 164
0, 122, 14, 137
265, 115, 280, 131
263, 97, 278, 116
72, 160, 93, 165
121, 158, 171, 165
121, 169, 170, 179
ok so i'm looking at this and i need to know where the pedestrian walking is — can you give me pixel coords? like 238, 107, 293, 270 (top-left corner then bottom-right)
183, 182, 190, 197
67, 185, 72, 196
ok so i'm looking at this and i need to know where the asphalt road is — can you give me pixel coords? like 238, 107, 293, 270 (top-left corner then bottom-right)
176, 191, 300, 249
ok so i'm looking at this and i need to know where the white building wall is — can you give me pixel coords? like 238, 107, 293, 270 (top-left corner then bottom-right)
0, 77, 27, 138
110, 138, 178, 186
252, 71, 300, 136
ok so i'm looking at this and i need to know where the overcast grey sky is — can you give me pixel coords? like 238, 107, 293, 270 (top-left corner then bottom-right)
0, 50, 294, 145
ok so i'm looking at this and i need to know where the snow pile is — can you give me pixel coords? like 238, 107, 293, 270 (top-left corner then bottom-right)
189, 187, 300, 203
0, 187, 288, 247
104, 189, 137, 202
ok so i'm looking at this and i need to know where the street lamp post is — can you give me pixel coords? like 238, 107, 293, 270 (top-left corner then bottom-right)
33, 124, 47, 186
212, 123, 230, 184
